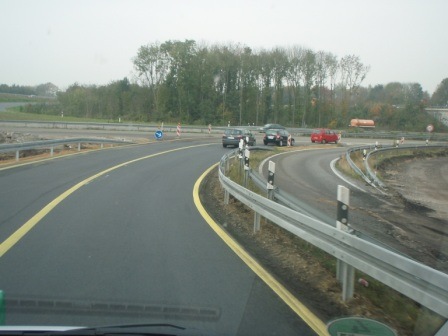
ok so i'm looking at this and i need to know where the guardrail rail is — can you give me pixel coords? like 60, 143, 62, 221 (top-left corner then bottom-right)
0, 138, 133, 162
218, 147, 448, 321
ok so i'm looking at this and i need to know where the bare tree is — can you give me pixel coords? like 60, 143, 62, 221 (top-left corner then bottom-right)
339, 55, 370, 119
132, 42, 170, 117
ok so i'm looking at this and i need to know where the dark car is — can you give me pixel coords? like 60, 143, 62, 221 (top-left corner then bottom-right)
259, 123, 285, 133
263, 129, 294, 146
222, 128, 256, 147
310, 128, 339, 143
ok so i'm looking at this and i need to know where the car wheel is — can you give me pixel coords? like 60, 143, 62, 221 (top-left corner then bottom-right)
291, 139, 295, 146
322, 139, 326, 144
263, 141, 267, 145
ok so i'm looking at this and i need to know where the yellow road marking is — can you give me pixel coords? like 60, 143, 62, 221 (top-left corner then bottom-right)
0, 143, 213, 258
193, 164, 329, 336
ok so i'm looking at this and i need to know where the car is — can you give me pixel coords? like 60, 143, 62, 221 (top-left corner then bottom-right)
310, 128, 339, 144
263, 129, 294, 146
259, 123, 285, 133
222, 128, 256, 147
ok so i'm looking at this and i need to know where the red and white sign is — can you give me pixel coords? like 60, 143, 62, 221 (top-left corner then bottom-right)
176, 123, 181, 137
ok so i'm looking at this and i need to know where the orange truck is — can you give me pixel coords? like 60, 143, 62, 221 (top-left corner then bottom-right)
350, 119, 375, 128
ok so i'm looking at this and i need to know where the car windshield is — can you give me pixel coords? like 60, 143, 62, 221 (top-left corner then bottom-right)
1, 1, 447, 336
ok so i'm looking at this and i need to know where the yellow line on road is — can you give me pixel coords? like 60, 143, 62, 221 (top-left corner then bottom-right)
193, 164, 329, 336
0, 143, 213, 258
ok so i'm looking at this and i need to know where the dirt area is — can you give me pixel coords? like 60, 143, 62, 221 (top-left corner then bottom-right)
199, 152, 448, 336
374, 153, 448, 271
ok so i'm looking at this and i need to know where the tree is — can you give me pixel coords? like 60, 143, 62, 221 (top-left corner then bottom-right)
133, 42, 170, 120
431, 78, 448, 107
301, 49, 316, 127
339, 55, 370, 123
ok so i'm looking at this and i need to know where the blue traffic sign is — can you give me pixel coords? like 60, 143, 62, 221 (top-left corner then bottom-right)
154, 130, 163, 140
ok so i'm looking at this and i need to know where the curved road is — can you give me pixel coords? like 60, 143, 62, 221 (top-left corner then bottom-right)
259, 145, 448, 267
260, 147, 375, 228
0, 138, 318, 335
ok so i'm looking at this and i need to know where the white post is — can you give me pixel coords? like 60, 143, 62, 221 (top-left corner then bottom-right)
243, 148, 250, 187
336, 185, 355, 301
267, 160, 275, 200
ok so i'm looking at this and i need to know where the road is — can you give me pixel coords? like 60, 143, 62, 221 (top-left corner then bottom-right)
259, 147, 383, 228
259, 145, 448, 271
0, 138, 317, 335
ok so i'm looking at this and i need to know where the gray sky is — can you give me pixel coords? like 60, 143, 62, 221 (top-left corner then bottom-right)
1, 0, 446, 94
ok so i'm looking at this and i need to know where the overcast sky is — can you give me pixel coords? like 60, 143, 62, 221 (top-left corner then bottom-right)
1, 0, 446, 94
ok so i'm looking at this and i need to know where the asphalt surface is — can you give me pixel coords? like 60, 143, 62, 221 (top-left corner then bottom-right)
260, 147, 369, 224
259, 146, 399, 238
0, 138, 316, 335
257, 144, 448, 261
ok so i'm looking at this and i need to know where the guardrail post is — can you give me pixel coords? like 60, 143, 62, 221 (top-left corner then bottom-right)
267, 161, 275, 200
340, 261, 355, 301
15, 150, 19, 161
336, 185, 355, 301
78, 142, 81, 151
224, 189, 230, 205
254, 212, 261, 233
50, 146, 54, 157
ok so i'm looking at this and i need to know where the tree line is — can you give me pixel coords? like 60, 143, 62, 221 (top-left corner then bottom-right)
0, 83, 59, 97
8, 40, 448, 131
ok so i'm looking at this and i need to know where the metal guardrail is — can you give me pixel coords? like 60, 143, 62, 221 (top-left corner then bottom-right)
346, 144, 448, 189
3, 120, 448, 140
218, 150, 448, 319
0, 138, 133, 161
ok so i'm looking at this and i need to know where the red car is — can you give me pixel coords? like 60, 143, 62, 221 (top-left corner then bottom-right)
311, 128, 339, 144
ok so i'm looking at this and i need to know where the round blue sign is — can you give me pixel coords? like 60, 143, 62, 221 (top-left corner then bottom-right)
154, 130, 163, 140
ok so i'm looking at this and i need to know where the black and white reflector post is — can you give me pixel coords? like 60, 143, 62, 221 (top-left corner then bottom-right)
337, 186, 350, 231
267, 160, 275, 200
336, 185, 354, 301
243, 148, 250, 187
238, 139, 244, 159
